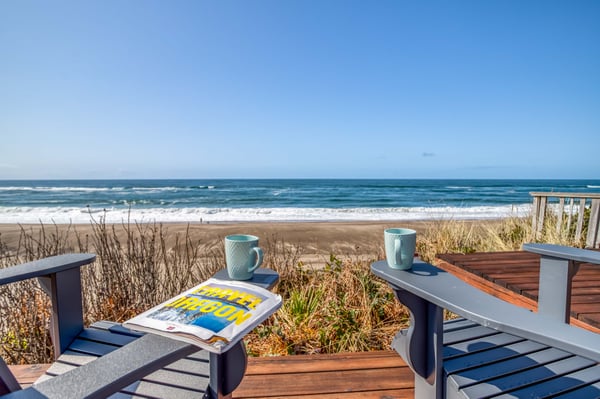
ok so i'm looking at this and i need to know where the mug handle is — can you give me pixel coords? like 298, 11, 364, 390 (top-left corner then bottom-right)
249, 247, 263, 273
394, 238, 403, 265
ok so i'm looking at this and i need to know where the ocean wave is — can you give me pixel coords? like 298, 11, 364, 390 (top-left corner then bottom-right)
0, 204, 532, 224
0, 185, 219, 193
0, 186, 117, 192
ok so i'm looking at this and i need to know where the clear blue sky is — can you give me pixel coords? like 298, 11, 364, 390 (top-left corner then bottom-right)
1, 1, 599, 179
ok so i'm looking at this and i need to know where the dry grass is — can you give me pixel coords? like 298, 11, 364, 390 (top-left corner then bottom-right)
416, 212, 589, 264
246, 256, 407, 356
0, 209, 591, 364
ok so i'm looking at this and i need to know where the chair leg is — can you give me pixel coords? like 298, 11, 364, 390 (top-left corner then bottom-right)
207, 341, 248, 399
37, 268, 84, 357
392, 288, 444, 399
0, 357, 21, 394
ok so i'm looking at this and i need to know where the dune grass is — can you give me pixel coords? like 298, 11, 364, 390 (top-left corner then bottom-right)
0, 211, 591, 364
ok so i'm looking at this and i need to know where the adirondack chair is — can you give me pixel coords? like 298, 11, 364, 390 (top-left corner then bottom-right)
372, 244, 600, 399
0, 254, 279, 398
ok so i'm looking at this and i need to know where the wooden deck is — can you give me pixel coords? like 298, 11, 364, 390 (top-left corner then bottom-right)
10, 351, 414, 399
233, 351, 413, 399
437, 250, 600, 333
9, 250, 600, 398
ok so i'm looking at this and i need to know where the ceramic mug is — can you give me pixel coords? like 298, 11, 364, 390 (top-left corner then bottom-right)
384, 228, 417, 270
225, 234, 264, 280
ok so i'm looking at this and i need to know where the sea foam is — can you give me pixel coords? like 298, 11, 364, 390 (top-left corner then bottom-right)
0, 204, 532, 224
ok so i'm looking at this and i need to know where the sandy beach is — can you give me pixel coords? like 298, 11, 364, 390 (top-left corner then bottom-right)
0, 220, 500, 266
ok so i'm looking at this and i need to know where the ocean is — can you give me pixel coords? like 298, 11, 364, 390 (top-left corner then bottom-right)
1, 179, 599, 224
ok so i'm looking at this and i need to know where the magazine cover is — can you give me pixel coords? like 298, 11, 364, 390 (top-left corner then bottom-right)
123, 278, 282, 353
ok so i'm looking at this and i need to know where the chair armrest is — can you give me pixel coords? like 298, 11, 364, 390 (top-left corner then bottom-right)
523, 243, 600, 322
2, 334, 198, 399
371, 259, 600, 362
0, 254, 96, 286
523, 243, 600, 265
0, 254, 96, 356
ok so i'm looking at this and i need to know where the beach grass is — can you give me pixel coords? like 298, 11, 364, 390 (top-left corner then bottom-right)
0, 211, 591, 364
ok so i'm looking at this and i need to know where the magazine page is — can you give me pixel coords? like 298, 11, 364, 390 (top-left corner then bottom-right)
124, 278, 282, 353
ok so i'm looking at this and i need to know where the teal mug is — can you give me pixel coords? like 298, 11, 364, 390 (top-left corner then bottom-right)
225, 234, 264, 280
384, 228, 417, 270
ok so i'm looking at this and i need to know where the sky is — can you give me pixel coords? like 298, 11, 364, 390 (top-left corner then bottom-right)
1, 1, 599, 180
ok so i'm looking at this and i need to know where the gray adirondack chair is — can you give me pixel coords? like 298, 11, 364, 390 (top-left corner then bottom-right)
0, 254, 278, 398
372, 244, 600, 398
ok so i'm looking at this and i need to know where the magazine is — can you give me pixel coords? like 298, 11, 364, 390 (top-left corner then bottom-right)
123, 278, 282, 354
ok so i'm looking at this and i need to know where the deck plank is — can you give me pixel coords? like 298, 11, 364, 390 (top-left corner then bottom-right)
7, 364, 51, 388
233, 351, 413, 399
437, 250, 600, 332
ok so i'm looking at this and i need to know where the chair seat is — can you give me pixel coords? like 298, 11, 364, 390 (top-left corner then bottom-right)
443, 318, 600, 399
37, 321, 210, 399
